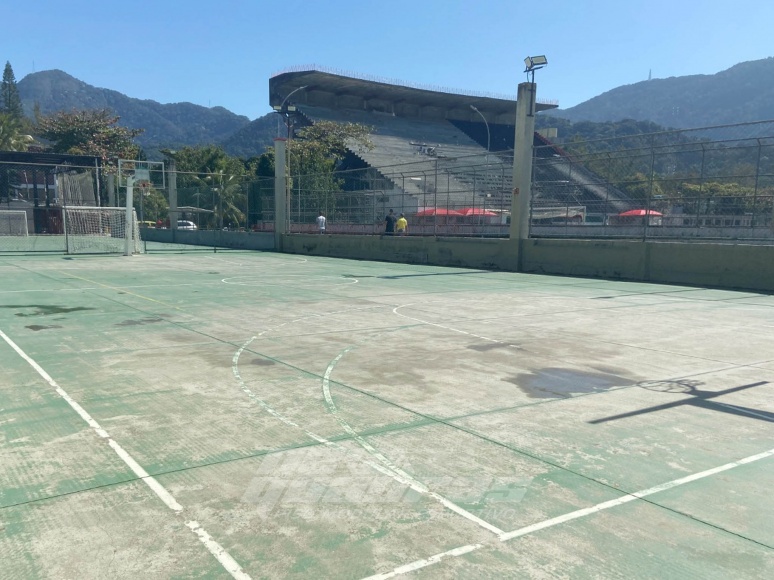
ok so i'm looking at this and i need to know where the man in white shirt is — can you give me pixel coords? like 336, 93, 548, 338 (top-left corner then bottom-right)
316, 212, 326, 234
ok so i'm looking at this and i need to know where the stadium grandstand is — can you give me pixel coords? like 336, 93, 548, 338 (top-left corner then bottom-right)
269, 67, 632, 217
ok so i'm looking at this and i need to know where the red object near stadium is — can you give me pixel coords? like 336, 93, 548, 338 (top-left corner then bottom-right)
458, 207, 499, 217
415, 208, 464, 217
618, 209, 663, 217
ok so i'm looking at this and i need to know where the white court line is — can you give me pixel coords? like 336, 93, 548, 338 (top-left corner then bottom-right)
361, 543, 484, 580
206, 255, 308, 267
362, 446, 774, 579
500, 445, 774, 540
232, 335, 425, 481
0, 329, 251, 580
221, 274, 358, 287
0, 282, 219, 294
393, 304, 518, 348
322, 347, 505, 536
233, 305, 505, 537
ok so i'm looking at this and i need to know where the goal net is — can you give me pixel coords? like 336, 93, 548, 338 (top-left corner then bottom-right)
0, 211, 29, 236
64, 206, 143, 254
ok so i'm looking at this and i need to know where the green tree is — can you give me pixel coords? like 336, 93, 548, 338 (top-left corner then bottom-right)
0, 112, 33, 151
136, 187, 169, 222
245, 151, 276, 224
620, 171, 664, 202
676, 181, 758, 215
163, 145, 247, 229
36, 109, 143, 161
1, 62, 24, 120
288, 120, 373, 219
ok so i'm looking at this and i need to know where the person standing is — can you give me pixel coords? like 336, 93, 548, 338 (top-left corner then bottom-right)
396, 213, 408, 236
384, 209, 396, 236
316, 212, 326, 234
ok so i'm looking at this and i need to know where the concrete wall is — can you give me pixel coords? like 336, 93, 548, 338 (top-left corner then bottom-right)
140, 228, 274, 251
280, 234, 521, 271
141, 227, 774, 293
281, 234, 774, 293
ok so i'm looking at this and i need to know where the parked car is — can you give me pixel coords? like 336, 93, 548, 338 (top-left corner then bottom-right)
177, 220, 197, 230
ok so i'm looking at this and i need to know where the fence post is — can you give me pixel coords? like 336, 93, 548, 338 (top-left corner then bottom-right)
107, 173, 116, 206
166, 157, 178, 230
644, 142, 656, 241
274, 138, 288, 250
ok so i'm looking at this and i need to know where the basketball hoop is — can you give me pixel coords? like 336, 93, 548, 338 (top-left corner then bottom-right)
137, 181, 151, 197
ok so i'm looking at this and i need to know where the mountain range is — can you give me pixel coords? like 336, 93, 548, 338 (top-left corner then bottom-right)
549, 57, 774, 128
16, 58, 774, 159
17, 70, 276, 158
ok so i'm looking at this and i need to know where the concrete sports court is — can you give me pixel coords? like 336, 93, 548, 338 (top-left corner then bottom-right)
1, 245, 773, 579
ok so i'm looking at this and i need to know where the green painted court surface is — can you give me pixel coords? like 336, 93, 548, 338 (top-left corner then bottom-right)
1, 244, 773, 579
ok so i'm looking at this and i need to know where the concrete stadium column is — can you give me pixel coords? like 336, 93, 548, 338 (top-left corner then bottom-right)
510, 82, 537, 247
167, 158, 178, 230
274, 138, 288, 250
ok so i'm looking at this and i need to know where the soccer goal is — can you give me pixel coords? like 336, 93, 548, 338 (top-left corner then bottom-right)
63, 206, 143, 254
0, 210, 29, 236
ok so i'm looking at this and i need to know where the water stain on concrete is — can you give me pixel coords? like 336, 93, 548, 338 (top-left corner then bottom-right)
25, 325, 63, 331
116, 318, 164, 326
467, 342, 513, 352
1, 305, 95, 317
251, 358, 275, 366
507, 367, 634, 399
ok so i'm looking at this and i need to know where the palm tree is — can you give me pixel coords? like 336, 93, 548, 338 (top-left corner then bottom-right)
205, 170, 246, 229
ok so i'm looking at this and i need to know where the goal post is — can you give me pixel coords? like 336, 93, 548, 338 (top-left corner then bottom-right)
126, 175, 135, 256
63, 206, 142, 254
0, 210, 29, 236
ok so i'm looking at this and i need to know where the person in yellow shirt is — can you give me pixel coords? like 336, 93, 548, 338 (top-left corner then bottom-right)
396, 213, 408, 236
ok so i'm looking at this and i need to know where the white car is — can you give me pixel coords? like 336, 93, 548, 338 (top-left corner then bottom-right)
177, 220, 197, 230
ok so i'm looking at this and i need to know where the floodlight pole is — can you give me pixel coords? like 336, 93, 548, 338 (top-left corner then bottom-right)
277, 85, 309, 139
274, 86, 308, 232
470, 105, 490, 160
510, 81, 538, 257
274, 138, 288, 250
523, 56, 547, 119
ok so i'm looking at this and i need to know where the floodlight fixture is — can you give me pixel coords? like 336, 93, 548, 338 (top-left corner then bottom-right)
524, 55, 548, 72
274, 85, 309, 138
279, 85, 308, 109
523, 55, 548, 101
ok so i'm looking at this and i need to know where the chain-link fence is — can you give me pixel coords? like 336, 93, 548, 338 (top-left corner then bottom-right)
5, 119, 773, 250
167, 171, 275, 233
285, 119, 774, 242
1, 158, 103, 252
531, 120, 774, 241
288, 153, 514, 236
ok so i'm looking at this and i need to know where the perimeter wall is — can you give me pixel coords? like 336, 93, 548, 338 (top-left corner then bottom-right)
279, 234, 774, 293
140, 228, 774, 292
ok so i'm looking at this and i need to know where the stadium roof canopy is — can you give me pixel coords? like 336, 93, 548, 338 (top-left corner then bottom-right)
270, 69, 557, 126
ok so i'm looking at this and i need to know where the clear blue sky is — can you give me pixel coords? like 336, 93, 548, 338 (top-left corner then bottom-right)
3, 0, 773, 120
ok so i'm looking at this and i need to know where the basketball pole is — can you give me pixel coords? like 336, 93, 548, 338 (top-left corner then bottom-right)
125, 175, 134, 256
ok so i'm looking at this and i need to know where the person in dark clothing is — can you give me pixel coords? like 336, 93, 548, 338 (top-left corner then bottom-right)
384, 209, 397, 235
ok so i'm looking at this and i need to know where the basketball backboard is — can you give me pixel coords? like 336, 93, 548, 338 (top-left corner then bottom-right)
117, 159, 165, 190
